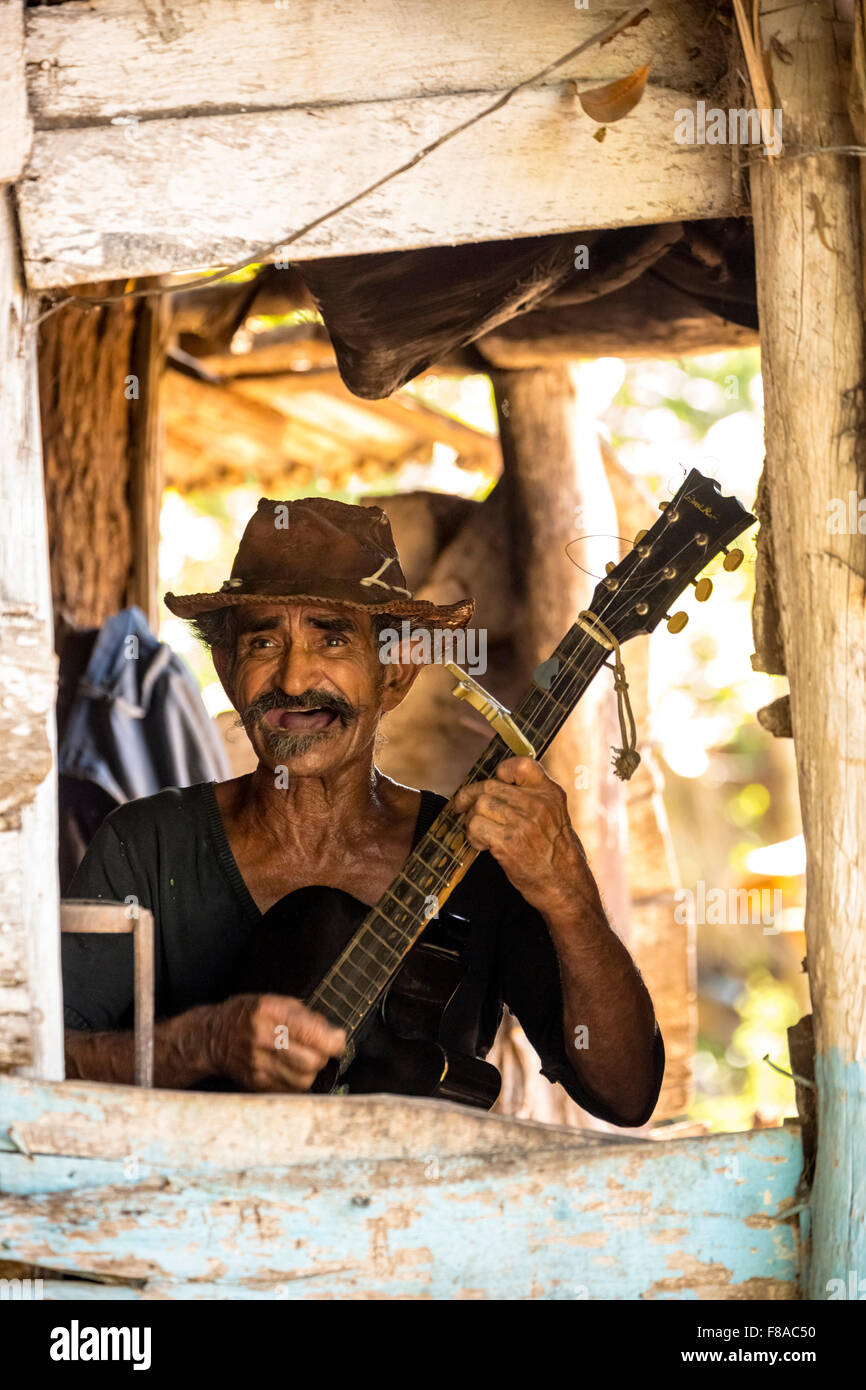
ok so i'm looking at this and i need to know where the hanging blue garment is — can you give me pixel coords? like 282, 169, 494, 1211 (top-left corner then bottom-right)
58, 606, 230, 887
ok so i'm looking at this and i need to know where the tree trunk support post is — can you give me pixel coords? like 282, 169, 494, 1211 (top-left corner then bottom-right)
751, 0, 866, 1297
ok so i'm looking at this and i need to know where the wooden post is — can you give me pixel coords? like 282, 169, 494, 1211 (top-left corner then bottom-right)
0, 190, 63, 1080
490, 366, 694, 1125
38, 283, 168, 635
38, 288, 140, 631
489, 366, 636, 1129
601, 439, 694, 1118
492, 365, 631, 943
750, 0, 866, 1296
127, 292, 169, 628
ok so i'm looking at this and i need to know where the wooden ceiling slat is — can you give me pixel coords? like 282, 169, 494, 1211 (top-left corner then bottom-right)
26, 0, 725, 125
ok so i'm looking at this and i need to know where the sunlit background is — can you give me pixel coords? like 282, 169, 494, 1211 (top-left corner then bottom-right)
159, 345, 807, 1133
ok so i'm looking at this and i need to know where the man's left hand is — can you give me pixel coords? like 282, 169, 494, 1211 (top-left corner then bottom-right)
453, 758, 593, 920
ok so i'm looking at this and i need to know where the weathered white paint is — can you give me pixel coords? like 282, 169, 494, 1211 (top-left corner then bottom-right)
0, 1, 30, 183
0, 192, 63, 1080
0, 1078, 803, 1299
18, 83, 736, 289
24, 0, 724, 124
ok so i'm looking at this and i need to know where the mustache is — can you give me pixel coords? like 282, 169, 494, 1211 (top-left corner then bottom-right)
240, 687, 358, 729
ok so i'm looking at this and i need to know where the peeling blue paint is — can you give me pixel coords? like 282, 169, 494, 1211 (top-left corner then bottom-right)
809, 1049, 866, 1300
0, 1116, 803, 1299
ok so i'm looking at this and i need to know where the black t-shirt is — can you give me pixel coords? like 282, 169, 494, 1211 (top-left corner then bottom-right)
62, 782, 664, 1124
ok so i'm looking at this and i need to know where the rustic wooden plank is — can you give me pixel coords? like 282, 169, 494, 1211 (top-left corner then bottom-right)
24, 0, 726, 126
18, 86, 736, 290
0, 1075, 609, 1165
0, 1078, 802, 1298
59, 904, 154, 1088
0, 0, 30, 183
0, 193, 63, 1080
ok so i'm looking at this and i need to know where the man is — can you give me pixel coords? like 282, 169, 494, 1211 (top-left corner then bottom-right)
64, 497, 664, 1125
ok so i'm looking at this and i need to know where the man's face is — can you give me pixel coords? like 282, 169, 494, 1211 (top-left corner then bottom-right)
216, 603, 411, 778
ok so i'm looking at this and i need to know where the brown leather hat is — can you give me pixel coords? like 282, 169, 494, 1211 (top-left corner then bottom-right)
164, 496, 474, 629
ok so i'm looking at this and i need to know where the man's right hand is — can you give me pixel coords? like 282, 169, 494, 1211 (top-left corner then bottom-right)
207, 993, 347, 1093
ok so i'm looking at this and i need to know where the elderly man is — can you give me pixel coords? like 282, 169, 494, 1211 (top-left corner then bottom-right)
63, 497, 664, 1125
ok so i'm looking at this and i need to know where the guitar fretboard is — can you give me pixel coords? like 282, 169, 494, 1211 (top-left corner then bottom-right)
306, 621, 611, 1041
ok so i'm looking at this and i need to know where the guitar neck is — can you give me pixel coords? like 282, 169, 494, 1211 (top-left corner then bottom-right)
306, 622, 611, 1041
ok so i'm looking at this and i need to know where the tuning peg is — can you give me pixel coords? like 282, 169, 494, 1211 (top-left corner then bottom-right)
721, 546, 744, 572
633, 529, 648, 545
658, 500, 669, 511
691, 576, 713, 601
666, 611, 689, 633
605, 561, 616, 574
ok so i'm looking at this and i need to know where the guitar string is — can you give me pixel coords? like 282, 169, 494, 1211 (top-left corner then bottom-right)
310, 486, 735, 1025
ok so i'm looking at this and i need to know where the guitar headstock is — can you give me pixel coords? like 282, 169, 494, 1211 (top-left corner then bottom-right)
586, 468, 757, 645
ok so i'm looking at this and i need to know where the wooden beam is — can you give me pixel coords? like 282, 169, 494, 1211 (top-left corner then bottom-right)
750, 0, 866, 1298
170, 269, 316, 352
0, 1077, 802, 1298
477, 277, 758, 366
0, 1, 30, 183
0, 192, 63, 1080
189, 325, 336, 378
181, 273, 758, 377
24, 0, 726, 126
18, 84, 737, 290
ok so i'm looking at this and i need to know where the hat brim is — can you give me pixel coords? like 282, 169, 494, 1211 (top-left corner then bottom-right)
164, 588, 475, 630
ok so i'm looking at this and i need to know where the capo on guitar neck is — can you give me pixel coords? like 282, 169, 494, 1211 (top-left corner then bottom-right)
445, 662, 536, 759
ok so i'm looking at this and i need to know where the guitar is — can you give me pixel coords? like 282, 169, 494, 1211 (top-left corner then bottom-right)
232, 468, 756, 1108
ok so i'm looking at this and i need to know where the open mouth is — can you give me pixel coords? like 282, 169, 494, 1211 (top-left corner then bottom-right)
261, 707, 340, 734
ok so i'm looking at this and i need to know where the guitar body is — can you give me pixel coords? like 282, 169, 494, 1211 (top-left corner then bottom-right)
232, 885, 502, 1110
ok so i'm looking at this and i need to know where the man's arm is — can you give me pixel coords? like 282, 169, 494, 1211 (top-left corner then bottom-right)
65, 994, 346, 1092
536, 882, 659, 1127
454, 757, 660, 1127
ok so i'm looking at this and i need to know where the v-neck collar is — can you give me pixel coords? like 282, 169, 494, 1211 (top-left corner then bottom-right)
202, 781, 262, 923
201, 781, 445, 923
